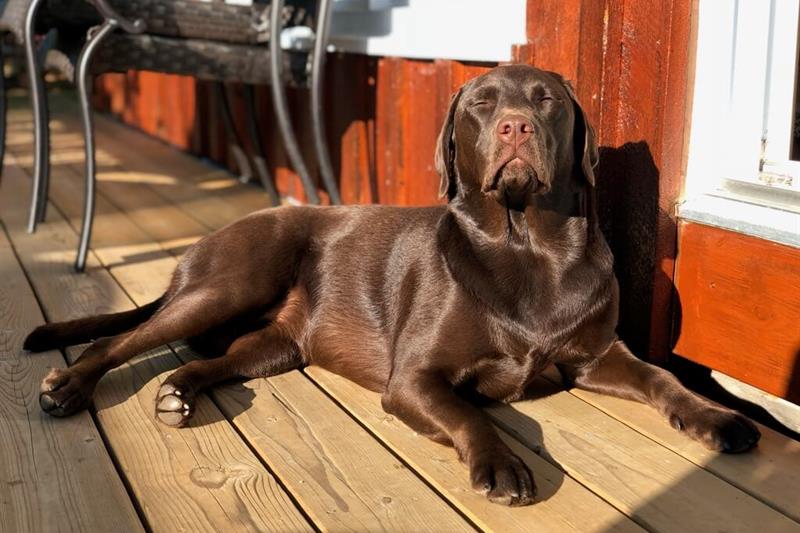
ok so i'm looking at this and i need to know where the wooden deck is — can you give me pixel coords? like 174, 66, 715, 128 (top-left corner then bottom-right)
1, 93, 799, 533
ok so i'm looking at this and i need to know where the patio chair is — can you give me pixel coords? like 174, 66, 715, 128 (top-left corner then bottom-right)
72, 0, 343, 271
7, 0, 342, 272
1, 0, 284, 235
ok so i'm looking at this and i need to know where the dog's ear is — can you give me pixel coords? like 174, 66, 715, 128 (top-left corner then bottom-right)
560, 79, 599, 187
435, 87, 464, 200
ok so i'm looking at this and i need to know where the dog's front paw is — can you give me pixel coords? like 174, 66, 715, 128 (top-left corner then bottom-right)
670, 405, 760, 453
469, 447, 536, 506
39, 368, 93, 417
155, 382, 195, 427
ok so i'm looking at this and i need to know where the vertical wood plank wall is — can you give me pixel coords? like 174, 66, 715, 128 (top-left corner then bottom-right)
93, 1, 694, 364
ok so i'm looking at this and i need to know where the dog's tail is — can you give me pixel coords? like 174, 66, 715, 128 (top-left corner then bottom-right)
23, 296, 164, 352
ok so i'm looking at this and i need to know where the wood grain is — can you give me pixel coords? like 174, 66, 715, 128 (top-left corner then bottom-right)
0, 225, 144, 533
487, 378, 800, 533
673, 221, 800, 403
182, 361, 475, 532
306, 366, 643, 533
551, 376, 800, 523
0, 158, 312, 533
18, 96, 270, 234
87, 111, 271, 228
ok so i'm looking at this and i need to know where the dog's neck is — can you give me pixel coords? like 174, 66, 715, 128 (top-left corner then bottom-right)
438, 184, 614, 326
447, 186, 602, 262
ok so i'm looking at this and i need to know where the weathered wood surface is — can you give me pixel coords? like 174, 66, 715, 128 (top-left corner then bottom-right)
0, 223, 144, 533
195, 362, 475, 532
307, 366, 644, 533
564, 384, 800, 523
538, 366, 800, 523
486, 378, 800, 533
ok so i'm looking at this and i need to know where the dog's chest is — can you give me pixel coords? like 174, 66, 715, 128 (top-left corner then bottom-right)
463, 277, 615, 401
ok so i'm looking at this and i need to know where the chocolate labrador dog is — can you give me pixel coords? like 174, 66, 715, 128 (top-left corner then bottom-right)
25, 64, 760, 506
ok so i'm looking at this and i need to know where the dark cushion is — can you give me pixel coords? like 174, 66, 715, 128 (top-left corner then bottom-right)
2, 1, 316, 45
90, 32, 274, 84
103, 0, 315, 45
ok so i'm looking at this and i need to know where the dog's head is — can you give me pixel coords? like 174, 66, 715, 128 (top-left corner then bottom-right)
436, 65, 598, 210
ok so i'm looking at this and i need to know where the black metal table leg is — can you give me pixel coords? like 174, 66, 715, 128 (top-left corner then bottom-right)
310, 0, 341, 205
215, 81, 254, 184
244, 84, 280, 206
25, 0, 50, 232
74, 20, 118, 272
269, 0, 320, 204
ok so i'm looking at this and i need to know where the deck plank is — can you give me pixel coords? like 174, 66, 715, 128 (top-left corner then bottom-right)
38, 98, 271, 229
0, 161, 312, 533
539, 367, 800, 523
486, 377, 800, 533
77, 131, 269, 231
306, 366, 645, 533
176, 355, 476, 532
0, 224, 144, 533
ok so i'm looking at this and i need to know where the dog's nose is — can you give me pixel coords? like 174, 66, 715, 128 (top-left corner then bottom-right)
496, 115, 533, 148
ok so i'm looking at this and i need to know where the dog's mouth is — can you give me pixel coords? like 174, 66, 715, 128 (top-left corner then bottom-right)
482, 156, 545, 201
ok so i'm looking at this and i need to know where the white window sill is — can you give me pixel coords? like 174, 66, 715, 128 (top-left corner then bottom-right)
678, 194, 800, 248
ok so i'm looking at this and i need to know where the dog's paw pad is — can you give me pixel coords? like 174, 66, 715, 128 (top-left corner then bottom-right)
155, 383, 193, 427
39, 368, 91, 417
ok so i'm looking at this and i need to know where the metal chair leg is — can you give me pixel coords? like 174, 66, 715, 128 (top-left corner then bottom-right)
214, 82, 254, 184
269, 0, 320, 204
310, 0, 341, 205
74, 20, 118, 272
0, 41, 7, 180
244, 84, 280, 206
25, 0, 50, 232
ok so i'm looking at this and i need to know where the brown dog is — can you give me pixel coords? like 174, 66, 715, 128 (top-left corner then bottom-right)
24, 65, 760, 507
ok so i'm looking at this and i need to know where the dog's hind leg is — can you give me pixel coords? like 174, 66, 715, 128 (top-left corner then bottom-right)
38, 287, 260, 417
155, 327, 303, 427
23, 296, 164, 352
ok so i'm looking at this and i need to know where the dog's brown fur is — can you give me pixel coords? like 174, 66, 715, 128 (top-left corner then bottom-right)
25, 65, 760, 506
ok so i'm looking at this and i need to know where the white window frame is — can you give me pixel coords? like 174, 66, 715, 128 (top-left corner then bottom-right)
685, 0, 800, 206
